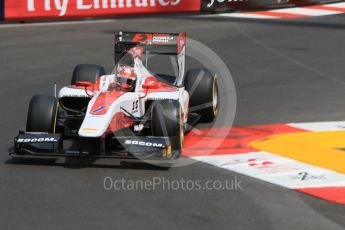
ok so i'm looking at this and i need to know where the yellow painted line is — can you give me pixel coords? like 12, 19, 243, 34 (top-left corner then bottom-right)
250, 131, 345, 174
82, 128, 98, 133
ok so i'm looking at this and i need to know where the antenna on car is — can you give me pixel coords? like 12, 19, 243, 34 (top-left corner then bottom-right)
145, 42, 150, 68
54, 82, 57, 98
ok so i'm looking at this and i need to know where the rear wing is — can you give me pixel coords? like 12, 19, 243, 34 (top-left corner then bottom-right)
115, 31, 186, 55
114, 31, 186, 86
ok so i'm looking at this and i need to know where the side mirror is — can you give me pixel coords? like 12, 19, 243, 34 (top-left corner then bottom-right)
142, 77, 159, 89
75, 81, 94, 97
75, 81, 93, 88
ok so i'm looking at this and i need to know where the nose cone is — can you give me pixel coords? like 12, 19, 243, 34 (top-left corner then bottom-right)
79, 115, 109, 137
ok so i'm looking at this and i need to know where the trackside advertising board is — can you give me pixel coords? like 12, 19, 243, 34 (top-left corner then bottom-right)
4, 0, 201, 21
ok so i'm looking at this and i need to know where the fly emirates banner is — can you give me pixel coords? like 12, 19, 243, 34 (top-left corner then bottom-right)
5, 0, 201, 20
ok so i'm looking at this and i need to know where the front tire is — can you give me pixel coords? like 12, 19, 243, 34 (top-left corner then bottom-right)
151, 100, 184, 159
26, 95, 59, 133
71, 64, 105, 85
184, 68, 219, 122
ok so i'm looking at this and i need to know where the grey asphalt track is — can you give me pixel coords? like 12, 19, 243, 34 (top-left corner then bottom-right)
1, 14, 345, 230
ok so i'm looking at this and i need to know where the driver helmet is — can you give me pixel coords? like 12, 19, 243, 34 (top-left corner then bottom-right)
116, 66, 137, 91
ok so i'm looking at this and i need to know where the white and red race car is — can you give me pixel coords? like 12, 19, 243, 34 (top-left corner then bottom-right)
13, 31, 219, 161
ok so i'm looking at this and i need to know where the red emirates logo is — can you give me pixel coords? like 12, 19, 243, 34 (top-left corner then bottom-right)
27, 0, 183, 16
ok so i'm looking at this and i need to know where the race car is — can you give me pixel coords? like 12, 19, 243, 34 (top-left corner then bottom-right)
12, 31, 219, 161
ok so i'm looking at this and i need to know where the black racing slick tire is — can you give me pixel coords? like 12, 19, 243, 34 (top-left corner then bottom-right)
151, 100, 184, 159
71, 64, 105, 85
184, 68, 219, 122
26, 95, 59, 133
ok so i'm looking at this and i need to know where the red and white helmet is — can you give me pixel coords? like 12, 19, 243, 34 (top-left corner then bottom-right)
116, 66, 137, 91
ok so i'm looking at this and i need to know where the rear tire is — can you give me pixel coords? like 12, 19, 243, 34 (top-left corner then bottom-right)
71, 64, 105, 85
151, 100, 184, 159
26, 95, 59, 133
184, 68, 219, 122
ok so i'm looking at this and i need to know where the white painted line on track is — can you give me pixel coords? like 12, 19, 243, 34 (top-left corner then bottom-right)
216, 13, 276, 19
326, 2, 345, 8
288, 121, 345, 132
272, 7, 340, 16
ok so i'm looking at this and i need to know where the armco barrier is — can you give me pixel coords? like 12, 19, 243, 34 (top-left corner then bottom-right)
4, 0, 201, 21
202, 0, 343, 12
0, 0, 4, 21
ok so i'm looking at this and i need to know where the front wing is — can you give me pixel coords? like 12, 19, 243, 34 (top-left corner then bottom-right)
12, 132, 178, 160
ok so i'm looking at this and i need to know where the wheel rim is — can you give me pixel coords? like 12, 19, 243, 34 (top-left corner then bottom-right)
180, 108, 184, 149
213, 78, 219, 116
